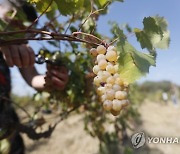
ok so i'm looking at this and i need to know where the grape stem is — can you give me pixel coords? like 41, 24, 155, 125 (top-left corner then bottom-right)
109, 38, 119, 46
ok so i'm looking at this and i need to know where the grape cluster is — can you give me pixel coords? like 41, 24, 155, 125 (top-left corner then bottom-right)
91, 45, 129, 116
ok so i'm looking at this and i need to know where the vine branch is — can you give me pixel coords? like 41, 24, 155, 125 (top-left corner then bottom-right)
0, 29, 103, 46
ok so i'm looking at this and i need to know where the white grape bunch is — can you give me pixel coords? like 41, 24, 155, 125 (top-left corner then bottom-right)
91, 45, 129, 116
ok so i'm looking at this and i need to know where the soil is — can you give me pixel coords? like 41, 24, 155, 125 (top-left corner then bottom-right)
23, 101, 180, 154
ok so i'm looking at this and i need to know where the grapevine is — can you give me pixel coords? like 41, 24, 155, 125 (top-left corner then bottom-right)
0, 0, 170, 153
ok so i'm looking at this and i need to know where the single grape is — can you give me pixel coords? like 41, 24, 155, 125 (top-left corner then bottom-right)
99, 74, 107, 82
97, 45, 106, 55
121, 99, 129, 107
112, 99, 123, 111
103, 100, 113, 111
115, 91, 127, 100
105, 83, 113, 89
106, 89, 115, 100
123, 81, 129, 88
97, 71, 103, 76
113, 84, 121, 91
98, 59, 107, 70
106, 64, 115, 74
103, 71, 111, 79
115, 77, 124, 86
101, 94, 107, 102
93, 65, 100, 74
90, 48, 98, 57
97, 87, 106, 95
107, 62, 113, 66
97, 54, 106, 62
93, 76, 101, 86
110, 109, 120, 116
107, 46, 116, 52
106, 76, 115, 85
106, 50, 117, 62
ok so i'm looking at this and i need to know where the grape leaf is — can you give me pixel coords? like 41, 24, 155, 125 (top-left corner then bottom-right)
55, 0, 84, 16
154, 15, 168, 31
150, 31, 170, 49
134, 16, 170, 50
143, 17, 163, 36
117, 41, 155, 83
134, 29, 153, 50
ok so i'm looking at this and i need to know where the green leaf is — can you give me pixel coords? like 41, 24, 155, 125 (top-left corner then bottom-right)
134, 29, 153, 50
153, 15, 168, 31
143, 17, 163, 36
55, 0, 84, 16
134, 16, 170, 50
150, 31, 170, 49
117, 42, 155, 83
98, 0, 108, 6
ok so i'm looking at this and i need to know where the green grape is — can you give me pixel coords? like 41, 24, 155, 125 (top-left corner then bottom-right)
97, 54, 106, 62
97, 70, 104, 76
107, 46, 116, 52
112, 99, 122, 111
115, 77, 124, 86
103, 100, 113, 111
121, 99, 130, 107
106, 76, 115, 84
97, 87, 106, 95
101, 94, 107, 102
97, 45, 106, 55
105, 83, 113, 89
106, 64, 116, 74
110, 109, 120, 116
93, 76, 101, 86
106, 89, 115, 100
98, 59, 107, 70
103, 71, 111, 79
90, 48, 98, 57
115, 91, 127, 100
93, 65, 100, 74
113, 84, 121, 91
105, 50, 117, 62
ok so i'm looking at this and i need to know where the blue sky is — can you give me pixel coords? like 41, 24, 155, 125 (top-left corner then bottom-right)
10, 0, 180, 96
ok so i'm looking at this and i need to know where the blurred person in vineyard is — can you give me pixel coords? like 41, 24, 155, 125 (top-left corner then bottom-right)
170, 84, 179, 107
0, 1, 69, 154
162, 92, 168, 104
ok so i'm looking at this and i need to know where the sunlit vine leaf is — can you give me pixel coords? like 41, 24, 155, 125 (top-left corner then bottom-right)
134, 16, 170, 50
55, 0, 84, 16
117, 41, 155, 83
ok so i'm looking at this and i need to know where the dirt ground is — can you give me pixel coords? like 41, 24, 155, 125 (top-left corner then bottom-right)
23, 101, 180, 154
